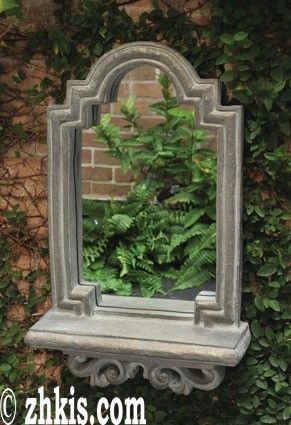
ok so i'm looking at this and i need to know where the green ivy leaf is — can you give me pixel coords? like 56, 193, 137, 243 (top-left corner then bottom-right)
278, 358, 288, 372
279, 122, 291, 136
255, 205, 265, 217
215, 55, 230, 65
263, 98, 273, 111
251, 319, 263, 338
220, 70, 235, 82
260, 415, 276, 424
255, 295, 265, 311
282, 407, 291, 420
269, 356, 279, 368
270, 68, 283, 81
267, 399, 277, 409
267, 299, 280, 312
245, 357, 258, 365
257, 264, 277, 277
256, 379, 268, 390
92, 43, 103, 56
273, 80, 286, 92
219, 33, 235, 45
234, 31, 248, 41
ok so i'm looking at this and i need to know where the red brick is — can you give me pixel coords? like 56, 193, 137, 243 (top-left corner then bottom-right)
41, 157, 48, 172
13, 254, 31, 271
22, 197, 39, 217
31, 255, 48, 271
82, 181, 91, 195
110, 99, 156, 118
81, 149, 92, 164
0, 57, 15, 69
159, 0, 200, 10
134, 98, 160, 116
2, 158, 42, 178
110, 100, 127, 116
114, 168, 135, 183
179, 101, 194, 111
131, 82, 163, 98
206, 135, 218, 152
23, 178, 47, 198
94, 150, 120, 166
7, 304, 26, 322
91, 183, 131, 198
139, 116, 166, 130
0, 196, 8, 210
34, 225, 48, 240
123, 2, 153, 21
12, 114, 32, 126
109, 116, 131, 129
17, 158, 42, 178
29, 55, 47, 69
27, 216, 44, 227
101, 103, 110, 114
82, 130, 105, 148
190, 11, 210, 26
0, 194, 19, 209
116, 81, 130, 97
20, 0, 58, 32
37, 199, 48, 217
30, 68, 51, 85
0, 179, 13, 196
35, 297, 52, 316
16, 279, 30, 297
6, 141, 48, 159
126, 65, 156, 81
82, 166, 112, 182
34, 274, 48, 296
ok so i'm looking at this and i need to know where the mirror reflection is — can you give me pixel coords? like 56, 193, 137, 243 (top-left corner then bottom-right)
81, 66, 217, 301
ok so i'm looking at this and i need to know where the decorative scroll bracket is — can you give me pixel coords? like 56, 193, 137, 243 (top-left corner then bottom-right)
67, 354, 225, 395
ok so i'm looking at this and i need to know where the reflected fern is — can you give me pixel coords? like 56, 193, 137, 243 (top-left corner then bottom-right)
83, 75, 217, 297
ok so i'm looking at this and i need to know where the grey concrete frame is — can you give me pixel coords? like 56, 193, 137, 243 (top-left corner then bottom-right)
25, 42, 250, 395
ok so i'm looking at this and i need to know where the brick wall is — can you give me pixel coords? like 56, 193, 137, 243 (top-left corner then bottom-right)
81, 65, 165, 200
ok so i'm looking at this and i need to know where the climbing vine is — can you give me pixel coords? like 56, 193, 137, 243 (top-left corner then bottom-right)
1, 0, 291, 423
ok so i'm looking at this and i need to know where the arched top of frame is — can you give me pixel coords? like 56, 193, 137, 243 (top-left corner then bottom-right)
48, 42, 242, 134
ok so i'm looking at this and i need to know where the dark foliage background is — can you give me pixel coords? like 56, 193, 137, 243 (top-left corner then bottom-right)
1, 0, 291, 423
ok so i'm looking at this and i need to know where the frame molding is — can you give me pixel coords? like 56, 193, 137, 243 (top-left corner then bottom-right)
26, 42, 250, 393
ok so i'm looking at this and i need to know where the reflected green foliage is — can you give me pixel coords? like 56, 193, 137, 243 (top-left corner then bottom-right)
83, 75, 217, 297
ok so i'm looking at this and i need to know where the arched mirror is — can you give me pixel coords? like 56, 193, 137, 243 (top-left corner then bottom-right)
26, 43, 250, 394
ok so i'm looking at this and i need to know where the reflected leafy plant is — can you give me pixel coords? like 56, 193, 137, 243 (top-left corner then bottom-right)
83, 74, 217, 297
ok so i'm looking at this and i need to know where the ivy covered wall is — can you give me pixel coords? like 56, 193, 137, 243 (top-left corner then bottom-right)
0, 1, 291, 424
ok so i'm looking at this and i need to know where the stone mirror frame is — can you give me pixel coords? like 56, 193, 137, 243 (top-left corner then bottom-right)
26, 42, 250, 395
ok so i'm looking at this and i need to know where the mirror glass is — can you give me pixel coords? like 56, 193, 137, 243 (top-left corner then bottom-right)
81, 66, 217, 301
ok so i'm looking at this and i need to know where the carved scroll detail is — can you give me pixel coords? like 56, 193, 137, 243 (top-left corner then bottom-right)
67, 354, 225, 395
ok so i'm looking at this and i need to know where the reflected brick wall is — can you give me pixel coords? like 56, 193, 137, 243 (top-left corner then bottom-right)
81, 65, 165, 199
